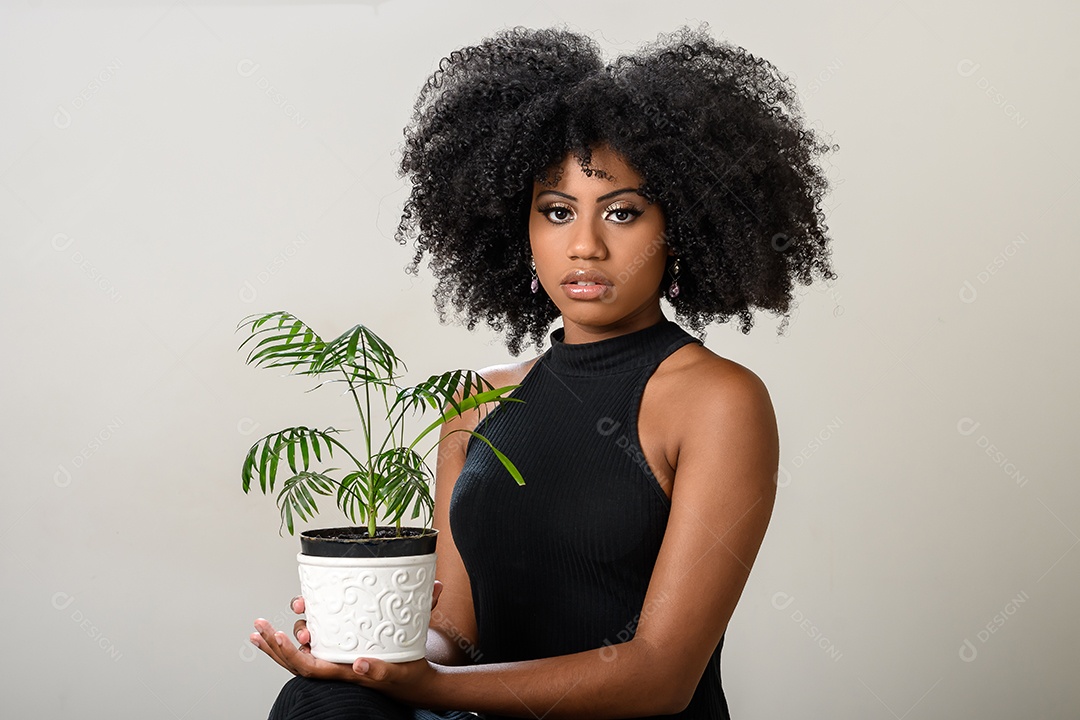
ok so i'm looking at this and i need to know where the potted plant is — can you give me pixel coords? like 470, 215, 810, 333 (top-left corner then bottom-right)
236, 310, 524, 663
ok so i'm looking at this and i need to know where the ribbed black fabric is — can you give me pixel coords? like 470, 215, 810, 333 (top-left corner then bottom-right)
267, 676, 479, 720
449, 317, 731, 719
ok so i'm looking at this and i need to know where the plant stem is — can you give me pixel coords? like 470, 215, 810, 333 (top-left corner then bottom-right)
340, 366, 372, 532
363, 335, 376, 538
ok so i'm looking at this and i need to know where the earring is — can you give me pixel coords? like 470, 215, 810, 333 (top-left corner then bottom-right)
530, 258, 539, 294
666, 257, 681, 299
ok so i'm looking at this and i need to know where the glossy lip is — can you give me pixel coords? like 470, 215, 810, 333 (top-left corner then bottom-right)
559, 268, 614, 286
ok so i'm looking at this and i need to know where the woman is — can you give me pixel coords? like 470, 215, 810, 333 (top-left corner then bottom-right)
251, 22, 837, 719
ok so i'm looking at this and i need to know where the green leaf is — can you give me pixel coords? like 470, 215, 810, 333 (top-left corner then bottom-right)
313, 323, 405, 381
258, 436, 273, 493
267, 436, 281, 492
241, 442, 259, 494
347, 325, 360, 363
283, 501, 294, 536
299, 481, 318, 516
337, 470, 368, 524
276, 471, 340, 532
236, 311, 327, 376
411, 384, 523, 447
373, 447, 434, 526
468, 430, 525, 486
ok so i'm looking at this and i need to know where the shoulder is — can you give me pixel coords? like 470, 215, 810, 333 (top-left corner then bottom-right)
475, 354, 543, 390
645, 342, 780, 511
660, 341, 773, 416
656, 342, 778, 464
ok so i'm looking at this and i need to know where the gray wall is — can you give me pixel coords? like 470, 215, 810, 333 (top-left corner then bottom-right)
2, 1, 1076, 717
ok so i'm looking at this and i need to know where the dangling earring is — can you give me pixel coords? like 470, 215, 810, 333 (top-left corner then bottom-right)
666, 257, 681, 299
530, 258, 539, 294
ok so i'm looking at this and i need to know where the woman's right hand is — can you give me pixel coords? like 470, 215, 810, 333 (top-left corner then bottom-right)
290, 579, 445, 650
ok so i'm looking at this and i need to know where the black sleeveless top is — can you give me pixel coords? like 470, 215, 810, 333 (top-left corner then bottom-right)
449, 317, 731, 720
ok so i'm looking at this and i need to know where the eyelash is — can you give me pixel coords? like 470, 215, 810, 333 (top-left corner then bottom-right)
537, 202, 644, 224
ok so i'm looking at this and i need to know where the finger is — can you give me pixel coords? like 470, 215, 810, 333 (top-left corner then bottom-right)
255, 617, 311, 672
258, 620, 311, 675
431, 580, 442, 609
269, 629, 305, 671
250, 631, 287, 669
254, 619, 288, 661
274, 626, 348, 680
352, 656, 392, 682
291, 596, 306, 614
293, 619, 310, 646
251, 620, 291, 672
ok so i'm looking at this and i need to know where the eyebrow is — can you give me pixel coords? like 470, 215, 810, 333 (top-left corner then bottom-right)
535, 187, 643, 203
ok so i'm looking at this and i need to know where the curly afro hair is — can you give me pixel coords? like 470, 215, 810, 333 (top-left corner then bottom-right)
394, 22, 838, 355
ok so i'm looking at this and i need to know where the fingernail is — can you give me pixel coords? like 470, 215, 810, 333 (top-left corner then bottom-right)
356, 660, 369, 674
275, 633, 284, 646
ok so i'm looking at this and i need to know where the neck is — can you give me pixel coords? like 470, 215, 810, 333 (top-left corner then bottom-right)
559, 303, 666, 345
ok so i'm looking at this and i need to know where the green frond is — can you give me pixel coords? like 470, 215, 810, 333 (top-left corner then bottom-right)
241, 426, 349, 497
374, 447, 435, 525
313, 323, 405, 381
276, 471, 341, 536
411, 383, 524, 448
236, 311, 327, 376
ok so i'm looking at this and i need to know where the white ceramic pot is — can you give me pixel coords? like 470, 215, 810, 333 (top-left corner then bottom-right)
297, 549, 437, 663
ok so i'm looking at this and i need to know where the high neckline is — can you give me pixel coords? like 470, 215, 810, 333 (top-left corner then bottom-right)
544, 317, 699, 376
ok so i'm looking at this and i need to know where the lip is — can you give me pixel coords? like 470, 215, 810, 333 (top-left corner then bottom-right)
559, 268, 614, 301
559, 268, 613, 286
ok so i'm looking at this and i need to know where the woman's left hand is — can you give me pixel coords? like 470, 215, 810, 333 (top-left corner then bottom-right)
250, 618, 356, 682
250, 618, 440, 702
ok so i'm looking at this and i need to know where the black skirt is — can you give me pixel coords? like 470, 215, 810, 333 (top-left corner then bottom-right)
267, 676, 479, 720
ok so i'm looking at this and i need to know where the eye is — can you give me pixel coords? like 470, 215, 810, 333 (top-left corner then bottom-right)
537, 203, 574, 224
605, 203, 643, 224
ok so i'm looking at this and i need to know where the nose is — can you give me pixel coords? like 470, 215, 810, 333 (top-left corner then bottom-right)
566, 214, 608, 261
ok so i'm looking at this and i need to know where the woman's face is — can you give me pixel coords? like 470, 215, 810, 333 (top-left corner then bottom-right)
529, 145, 671, 337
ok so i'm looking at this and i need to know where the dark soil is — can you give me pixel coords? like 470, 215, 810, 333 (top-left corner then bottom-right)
299, 526, 438, 558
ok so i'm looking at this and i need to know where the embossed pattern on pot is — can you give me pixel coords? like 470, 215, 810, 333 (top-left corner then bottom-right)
296, 552, 437, 663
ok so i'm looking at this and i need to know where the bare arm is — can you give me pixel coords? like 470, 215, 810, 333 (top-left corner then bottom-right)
425, 365, 517, 666
424, 401, 479, 666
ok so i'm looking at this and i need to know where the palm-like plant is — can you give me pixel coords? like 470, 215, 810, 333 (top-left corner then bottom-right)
237, 311, 524, 538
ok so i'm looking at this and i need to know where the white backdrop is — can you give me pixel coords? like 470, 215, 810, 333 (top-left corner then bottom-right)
2, 1, 1077, 718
